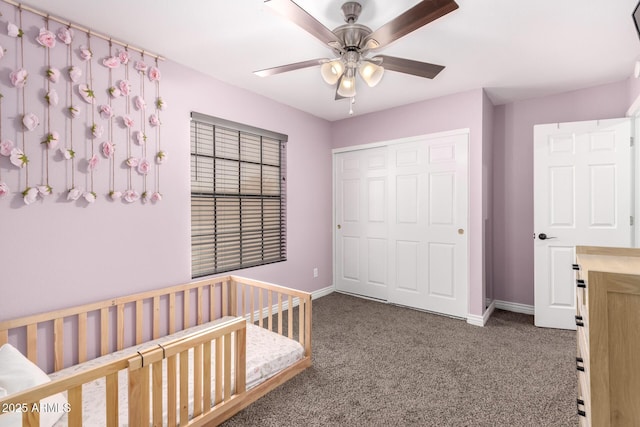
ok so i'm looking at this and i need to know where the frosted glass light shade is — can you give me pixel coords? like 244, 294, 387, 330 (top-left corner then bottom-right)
337, 73, 356, 98
320, 60, 345, 85
358, 61, 384, 87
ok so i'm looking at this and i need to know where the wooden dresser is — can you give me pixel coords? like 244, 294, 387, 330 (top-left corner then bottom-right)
574, 246, 640, 427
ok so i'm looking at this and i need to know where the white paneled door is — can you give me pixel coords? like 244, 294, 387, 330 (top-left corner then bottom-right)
534, 118, 631, 329
334, 131, 469, 318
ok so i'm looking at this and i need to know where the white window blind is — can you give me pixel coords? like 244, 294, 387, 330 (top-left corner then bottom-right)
190, 112, 287, 278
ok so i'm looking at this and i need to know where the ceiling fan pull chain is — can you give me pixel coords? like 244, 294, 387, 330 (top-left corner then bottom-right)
349, 96, 355, 115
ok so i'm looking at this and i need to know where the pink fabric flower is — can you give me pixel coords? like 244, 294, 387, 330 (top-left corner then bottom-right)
69, 105, 81, 118
118, 80, 131, 96
23, 187, 38, 205
0, 140, 15, 157
79, 46, 92, 61
155, 97, 166, 111
68, 66, 82, 82
10, 148, 27, 168
99, 104, 113, 119
36, 28, 56, 48
83, 191, 97, 203
37, 185, 52, 196
108, 86, 121, 98
59, 148, 75, 160
101, 141, 115, 158
118, 50, 129, 65
126, 157, 139, 168
0, 46, 4, 60
134, 131, 146, 145
137, 158, 151, 175
123, 189, 140, 203
47, 67, 60, 83
91, 123, 104, 138
78, 84, 96, 104
150, 192, 162, 203
134, 60, 147, 73
87, 154, 99, 172
22, 113, 39, 131
141, 191, 149, 204
102, 56, 120, 68
148, 66, 161, 82
149, 114, 160, 127
57, 27, 73, 44
134, 96, 146, 110
10, 68, 28, 88
7, 23, 22, 38
122, 115, 134, 128
67, 187, 82, 201
45, 89, 59, 106
43, 131, 60, 150
109, 190, 122, 201
156, 150, 167, 164
0, 182, 8, 197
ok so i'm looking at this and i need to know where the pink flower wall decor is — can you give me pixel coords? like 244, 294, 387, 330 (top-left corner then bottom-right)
7, 23, 23, 38
10, 148, 28, 168
109, 190, 122, 201
69, 105, 81, 118
36, 28, 56, 48
57, 27, 73, 44
0, 182, 9, 197
137, 158, 150, 175
59, 148, 75, 160
148, 66, 161, 82
155, 97, 166, 111
149, 114, 160, 127
0, 139, 15, 157
37, 185, 52, 196
91, 123, 104, 138
78, 84, 96, 104
45, 89, 59, 106
123, 189, 139, 203
150, 192, 162, 202
0, 46, 5, 60
126, 157, 139, 168
101, 141, 115, 158
118, 80, 131, 96
99, 104, 113, 119
108, 86, 121, 98
87, 154, 99, 172
156, 150, 167, 164
134, 96, 146, 110
67, 187, 82, 201
68, 66, 82, 82
22, 113, 40, 131
47, 67, 60, 83
23, 187, 38, 205
10, 68, 28, 88
134, 131, 146, 145
118, 50, 129, 65
141, 191, 149, 204
102, 56, 120, 68
122, 115, 134, 128
79, 46, 92, 61
83, 191, 96, 203
42, 131, 60, 150
134, 60, 147, 73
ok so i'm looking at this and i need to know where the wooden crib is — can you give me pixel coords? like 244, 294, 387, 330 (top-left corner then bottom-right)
0, 275, 312, 426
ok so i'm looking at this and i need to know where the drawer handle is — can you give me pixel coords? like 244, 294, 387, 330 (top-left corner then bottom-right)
575, 315, 584, 327
576, 279, 586, 288
577, 398, 586, 417
576, 357, 585, 372
572, 264, 580, 271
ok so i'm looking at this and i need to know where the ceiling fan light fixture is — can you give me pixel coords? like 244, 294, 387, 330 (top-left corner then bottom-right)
337, 69, 357, 98
358, 61, 384, 87
320, 59, 345, 85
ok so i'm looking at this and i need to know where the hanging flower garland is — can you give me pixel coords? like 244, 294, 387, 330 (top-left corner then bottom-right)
151, 57, 164, 203
60, 25, 81, 201
120, 48, 139, 203
80, 34, 98, 203
0, 95, 8, 198
102, 41, 119, 200
134, 56, 150, 203
38, 17, 57, 198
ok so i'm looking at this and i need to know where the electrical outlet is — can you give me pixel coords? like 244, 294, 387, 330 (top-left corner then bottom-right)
313, 268, 318, 278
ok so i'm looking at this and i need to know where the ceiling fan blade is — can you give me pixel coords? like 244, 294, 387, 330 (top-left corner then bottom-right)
365, 0, 458, 50
254, 58, 326, 77
265, 0, 341, 46
375, 55, 445, 79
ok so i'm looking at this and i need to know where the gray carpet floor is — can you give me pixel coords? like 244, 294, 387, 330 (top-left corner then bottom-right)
222, 292, 578, 427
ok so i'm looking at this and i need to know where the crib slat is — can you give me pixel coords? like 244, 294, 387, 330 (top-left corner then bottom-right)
305, 297, 312, 356
215, 338, 222, 405
197, 287, 203, 325
180, 350, 189, 425
152, 360, 163, 426
68, 385, 82, 426
288, 295, 293, 339
141, 365, 150, 426
258, 290, 263, 328
167, 354, 177, 425
101, 307, 109, 356
268, 291, 273, 332
222, 281, 228, 317
194, 343, 203, 416
26, 323, 37, 363
0, 330, 7, 346
299, 299, 304, 348
240, 283, 246, 317
136, 300, 143, 345
278, 293, 283, 335
117, 304, 125, 351
224, 333, 231, 401
203, 341, 212, 412
106, 372, 118, 427
183, 289, 190, 329
169, 292, 176, 334
250, 285, 255, 324
209, 283, 215, 321
230, 281, 237, 316
54, 318, 63, 371
22, 408, 39, 426
153, 296, 160, 339
78, 312, 87, 363
236, 327, 246, 394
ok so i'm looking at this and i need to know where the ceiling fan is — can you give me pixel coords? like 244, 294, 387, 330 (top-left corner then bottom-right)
255, 0, 459, 107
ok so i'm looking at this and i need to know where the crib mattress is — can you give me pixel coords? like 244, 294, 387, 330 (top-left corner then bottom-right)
51, 318, 304, 426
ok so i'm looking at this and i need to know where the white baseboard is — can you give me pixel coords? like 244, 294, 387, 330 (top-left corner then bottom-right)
466, 300, 495, 327
494, 300, 534, 315
248, 285, 334, 321
312, 285, 334, 300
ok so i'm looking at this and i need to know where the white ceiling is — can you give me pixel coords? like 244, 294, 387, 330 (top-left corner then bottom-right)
21, 0, 640, 121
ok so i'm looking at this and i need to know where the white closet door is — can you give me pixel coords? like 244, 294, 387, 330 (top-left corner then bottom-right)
334, 147, 389, 300
387, 133, 469, 318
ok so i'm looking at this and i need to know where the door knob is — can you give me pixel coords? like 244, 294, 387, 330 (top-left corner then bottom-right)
337, 224, 341, 229
538, 233, 556, 240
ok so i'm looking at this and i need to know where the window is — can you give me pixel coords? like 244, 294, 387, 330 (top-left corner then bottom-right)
190, 112, 287, 278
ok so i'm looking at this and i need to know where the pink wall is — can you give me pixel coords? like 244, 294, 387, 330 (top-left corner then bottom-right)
0, 4, 333, 321
330, 89, 487, 316
491, 80, 630, 305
